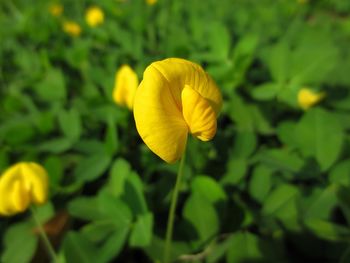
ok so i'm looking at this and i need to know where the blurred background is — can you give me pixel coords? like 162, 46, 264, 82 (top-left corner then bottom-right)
1, 0, 350, 262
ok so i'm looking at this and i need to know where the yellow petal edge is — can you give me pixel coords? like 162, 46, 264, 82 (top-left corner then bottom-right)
134, 58, 222, 163
0, 162, 48, 216
113, 65, 138, 110
298, 88, 326, 110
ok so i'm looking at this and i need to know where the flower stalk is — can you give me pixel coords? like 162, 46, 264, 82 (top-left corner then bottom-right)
163, 150, 186, 263
31, 207, 59, 263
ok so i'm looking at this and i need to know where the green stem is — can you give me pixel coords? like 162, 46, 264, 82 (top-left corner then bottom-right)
31, 207, 59, 263
163, 151, 186, 263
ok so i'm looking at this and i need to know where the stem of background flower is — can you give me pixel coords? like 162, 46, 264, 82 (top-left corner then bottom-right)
163, 151, 186, 263
31, 207, 59, 263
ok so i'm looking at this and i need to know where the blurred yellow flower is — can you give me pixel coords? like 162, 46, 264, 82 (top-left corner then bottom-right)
146, 0, 157, 5
298, 88, 326, 110
49, 3, 63, 17
63, 21, 81, 37
0, 162, 48, 216
113, 65, 138, 110
134, 58, 222, 163
85, 6, 104, 27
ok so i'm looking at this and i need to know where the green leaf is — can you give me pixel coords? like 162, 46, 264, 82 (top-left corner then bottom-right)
74, 153, 111, 182
221, 158, 247, 185
97, 228, 129, 263
207, 22, 231, 61
73, 140, 106, 155
82, 221, 117, 243
183, 193, 219, 242
303, 184, 339, 220
304, 218, 350, 242
228, 34, 258, 89
265, 41, 289, 83
129, 212, 154, 247
251, 82, 279, 101
3, 121, 35, 145
63, 232, 98, 263
228, 94, 254, 131
276, 121, 298, 148
97, 192, 132, 228
262, 184, 300, 230
1, 223, 38, 263
68, 197, 104, 221
58, 108, 82, 142
329, 160, 350, 186
44, 156, 63, 190
106, 158, 132, 197
191, 175, 227, 204
256, 148, 304, 173
248, 165, 272, 203
38, 137, 73, 153
226, 232, 263, 263
104, 119, 119, 156
121, 172, 148, 216
231, 131, 257, 158
289, 28, 338, 84
295, 108, 344, 171
144, 236, 192, 263
36, 68, 66, 101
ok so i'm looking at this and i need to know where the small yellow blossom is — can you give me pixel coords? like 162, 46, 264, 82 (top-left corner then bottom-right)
113, 65, 138, 110
49, 3, 63, 17
133, 58, 222, 163
298, 88, 326, 110
146, 0, 157, 5
85, 6, 104, 27
0, 162, 48, 216
63, 21, 82, 37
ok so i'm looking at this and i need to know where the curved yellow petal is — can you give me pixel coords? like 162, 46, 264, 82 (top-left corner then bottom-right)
21, 163, 48, 205
0, 162, 48, 216
113, 65, 139, 110
151, 58, 222, 114
134, 65, 188, 163
134, 58, 222, 163
182, 85, 217, 141
11, 179, 30, 213
0, 165, 22, 215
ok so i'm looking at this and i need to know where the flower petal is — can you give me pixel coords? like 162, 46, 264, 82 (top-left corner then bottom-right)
182, 85, 217, 141
11, 179, 30, 213
134, 58, 222, 163
0, 165, 22, 215
151, 58, 222, 115
134, 64, 188, 163
0, 162, 48, 216
113, 65, 138, 110
298, 88, 326, 110
21, 163, 48, 204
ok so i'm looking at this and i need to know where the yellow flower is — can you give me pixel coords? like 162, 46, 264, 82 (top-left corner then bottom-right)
146, 0, 157, 5
113, 65, 138, 110
298, 88, 326, 110
133, 58, 222, 163
0, 162, 48, 216
49, 3, 63, 17
85, 6, 104, 27
63, 21, 81, 37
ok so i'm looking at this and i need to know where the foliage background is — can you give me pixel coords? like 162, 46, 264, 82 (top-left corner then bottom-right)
1, 0, 350, 262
